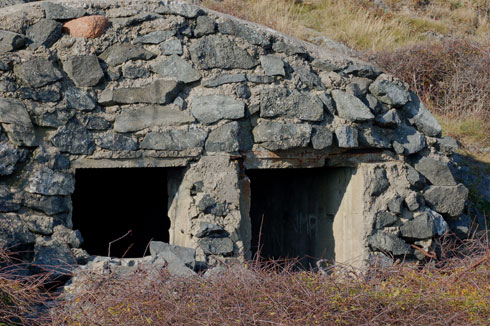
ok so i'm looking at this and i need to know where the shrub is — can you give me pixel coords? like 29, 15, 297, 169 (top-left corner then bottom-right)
51, 236, 490, 326
373, 39, 490, 120
0, 250, 52, 326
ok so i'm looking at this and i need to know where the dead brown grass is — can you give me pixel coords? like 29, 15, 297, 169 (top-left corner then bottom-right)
49, 236, 490, 326
373, 39, 490, 120
0, 250, 53, 326
204, 0, 490, 51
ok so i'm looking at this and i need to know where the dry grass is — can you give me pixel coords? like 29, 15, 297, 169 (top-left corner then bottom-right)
48, 236, 490, 326
204, 0, 490, 51
0, 250, 52, 326
203, 0, 307, 39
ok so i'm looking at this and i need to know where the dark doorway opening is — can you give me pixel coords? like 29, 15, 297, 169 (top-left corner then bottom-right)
72, 168, 171, 258
247, 168, 352, 268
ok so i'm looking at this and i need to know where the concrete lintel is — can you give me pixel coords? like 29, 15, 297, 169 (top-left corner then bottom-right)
71, 157, 190, 169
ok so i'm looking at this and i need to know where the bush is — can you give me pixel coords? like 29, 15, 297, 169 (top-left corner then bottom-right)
51, 236, 490, 326
373, 39, 490, 120
0, 250, 52, 326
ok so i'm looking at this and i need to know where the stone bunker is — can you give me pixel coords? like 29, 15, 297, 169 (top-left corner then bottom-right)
0, 0, 470, 271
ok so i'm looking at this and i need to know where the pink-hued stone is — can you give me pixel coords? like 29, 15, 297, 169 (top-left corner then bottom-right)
63, 15, 109, 39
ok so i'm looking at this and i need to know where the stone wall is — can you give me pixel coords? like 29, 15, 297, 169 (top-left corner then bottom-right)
0, 0, 469, 271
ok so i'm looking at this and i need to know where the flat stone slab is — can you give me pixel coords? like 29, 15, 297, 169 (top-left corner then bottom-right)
260, 55, 285, 76
99, 44, 156, 66
253, 121, 312, 150
190, 95, 245, 124
202, 74, 246, 87
114, 105, 195, 132
108, 79, 183, 105
41, 2, 86, 20
140, 128, 207, 151
134, 30, 175, 44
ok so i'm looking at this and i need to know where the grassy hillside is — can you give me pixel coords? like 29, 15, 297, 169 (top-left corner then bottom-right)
204, 0, 490, 162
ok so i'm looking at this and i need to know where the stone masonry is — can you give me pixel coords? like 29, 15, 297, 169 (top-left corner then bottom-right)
0, 0, 469, 272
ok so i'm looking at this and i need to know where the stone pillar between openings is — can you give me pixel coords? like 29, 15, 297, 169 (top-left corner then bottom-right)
167, 155, 245, 264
